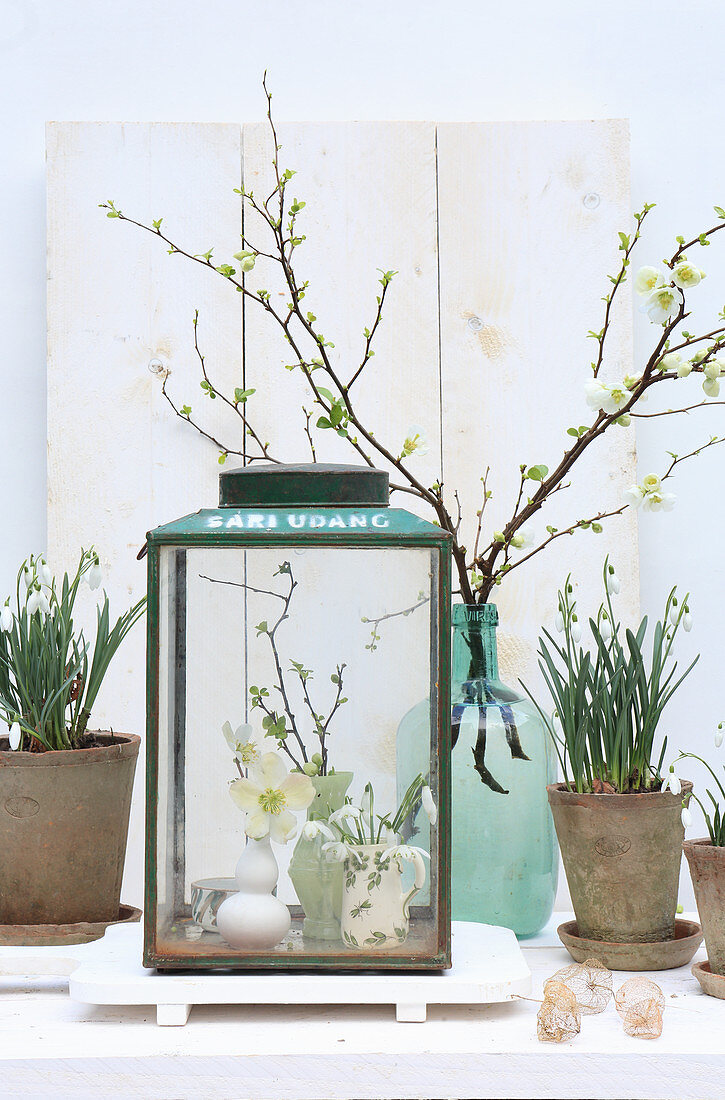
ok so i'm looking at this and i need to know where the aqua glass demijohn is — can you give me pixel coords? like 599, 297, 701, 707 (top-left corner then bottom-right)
450, 604, 557, 936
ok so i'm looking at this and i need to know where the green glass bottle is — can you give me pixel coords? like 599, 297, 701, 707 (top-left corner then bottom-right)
450, 604, 557, 935
396, 603, 557, 937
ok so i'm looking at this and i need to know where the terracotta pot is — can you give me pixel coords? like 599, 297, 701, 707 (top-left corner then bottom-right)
547, 782, 689, 944
0, 733, 139, 925
684, 839, 725, 975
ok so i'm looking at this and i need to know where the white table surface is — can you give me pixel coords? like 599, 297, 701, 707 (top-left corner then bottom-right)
0, 913, 722, 1100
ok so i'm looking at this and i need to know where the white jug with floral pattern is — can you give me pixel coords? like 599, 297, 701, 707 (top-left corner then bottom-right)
340, 842, 427, 950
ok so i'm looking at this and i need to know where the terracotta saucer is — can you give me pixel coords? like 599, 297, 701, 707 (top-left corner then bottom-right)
692, 960, 725, 999
557, 918, 703, 971
0, 904, 142, 947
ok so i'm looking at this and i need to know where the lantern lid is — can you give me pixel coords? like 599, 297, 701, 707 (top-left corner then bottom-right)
218, 463, 389, 508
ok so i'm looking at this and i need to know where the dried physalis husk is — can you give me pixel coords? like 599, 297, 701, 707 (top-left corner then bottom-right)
537, 980, 582, 1044
615, 978, 665, 1040
548, 956, 613, 1015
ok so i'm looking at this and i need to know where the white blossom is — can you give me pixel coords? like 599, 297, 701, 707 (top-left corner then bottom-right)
703, 377, 721, 398
328, 805, 364, 830
641, 490, 676, 513
571, 620, 582, 644
663, 768, 682, 796
8, 722, 21, 751
683, 612, 693, 632
623, 485, 646, 509
302, 819, 335, 842
511, 526, 534, 550
87, 560, 103, 590
400, 425, 429, 459
606, 569, 621, 595
26, 588, 42, 616
677, 359, 694, 378
703, 361, 722, 381
584, 380, 631, 416
634, 266, 666, 295
555, 611, 565, 633
671, 261, 704, 289
381, 843, 430, 864
38, 559, 52, 586
641, 285, 684, 324
322, 841, 355, 863
716, 725, 724, 748
659, 352, 682, 372
599, 617, 612, 641
0, 603, 12, 632
421, 785, 438, 825
681, 805, 693, 829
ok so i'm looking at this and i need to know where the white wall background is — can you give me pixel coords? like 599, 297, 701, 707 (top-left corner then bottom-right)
1, 0, 724, 912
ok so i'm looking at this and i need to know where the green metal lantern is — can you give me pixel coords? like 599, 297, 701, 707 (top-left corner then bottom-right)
144, 464, 452, 970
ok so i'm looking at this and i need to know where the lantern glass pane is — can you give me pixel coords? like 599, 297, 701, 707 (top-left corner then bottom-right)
151, 541, 446, 966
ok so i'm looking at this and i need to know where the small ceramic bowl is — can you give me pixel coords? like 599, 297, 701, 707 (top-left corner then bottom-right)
557, 918, 703, 971
190, 878, 237, 932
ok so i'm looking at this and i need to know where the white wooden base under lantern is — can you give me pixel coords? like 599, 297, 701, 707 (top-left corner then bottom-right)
66, 921, 531, 1026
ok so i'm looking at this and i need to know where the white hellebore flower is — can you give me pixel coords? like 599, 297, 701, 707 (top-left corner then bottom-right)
8, 722, 21, 751
716, 725, 724, 748
634, 266, 666, 296
641, 285, 684, 324
511, 525, 534, 550
623, 485, 646, 509
87, 559, 103, 591
400, 425, 429, 459
229, 751, 315, 844
0, 602, 12, 632
641, 490, 676, 513
302, 819, 335, 842
681, 805, 693, 829
421, 785, 438, 825
671, 261, 704, 290
222, 720, 258, 765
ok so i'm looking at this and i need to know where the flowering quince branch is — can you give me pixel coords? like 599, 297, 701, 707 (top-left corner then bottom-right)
104, 83, 725, 604
199, 563, 346, 775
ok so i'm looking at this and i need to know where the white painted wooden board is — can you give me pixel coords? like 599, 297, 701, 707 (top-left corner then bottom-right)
46, 120, 636, 911
68, 920, 531, 1026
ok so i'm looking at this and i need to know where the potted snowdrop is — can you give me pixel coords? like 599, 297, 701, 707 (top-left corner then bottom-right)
0, 549, 145, 939
316, 774, 436, 950
675, 736, 725, 990
526, 560, 698, 963
215, 749, 315, 950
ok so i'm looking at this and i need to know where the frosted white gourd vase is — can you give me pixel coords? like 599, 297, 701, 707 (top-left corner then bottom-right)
216, 835, 291, 950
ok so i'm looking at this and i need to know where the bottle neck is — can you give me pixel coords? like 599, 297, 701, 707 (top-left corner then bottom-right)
452, 605, 499, 684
